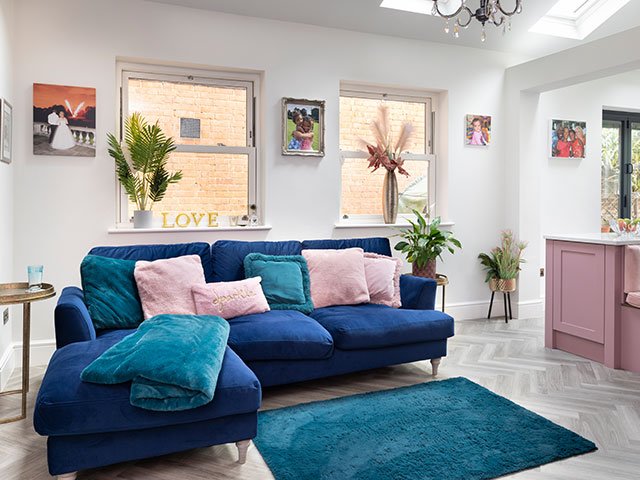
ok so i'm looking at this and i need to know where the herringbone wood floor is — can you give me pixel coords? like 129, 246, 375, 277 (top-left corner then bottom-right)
2, 316, 640, 479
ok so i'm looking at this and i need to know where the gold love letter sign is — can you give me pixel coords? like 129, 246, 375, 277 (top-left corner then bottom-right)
162, 212, 219, 228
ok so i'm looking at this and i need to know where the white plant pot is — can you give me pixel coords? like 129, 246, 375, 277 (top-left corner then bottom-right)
133, 210, 153, 229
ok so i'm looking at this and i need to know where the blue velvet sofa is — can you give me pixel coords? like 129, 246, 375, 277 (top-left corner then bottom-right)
34, 237, 454, 478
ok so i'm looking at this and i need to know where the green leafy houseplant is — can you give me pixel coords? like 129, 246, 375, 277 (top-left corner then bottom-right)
107, 113, 182, 217
394, 210, 462, 279
478, 230, 527, 290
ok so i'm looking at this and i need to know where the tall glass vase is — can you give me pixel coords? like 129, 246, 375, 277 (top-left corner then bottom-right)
382, 169, 398, 224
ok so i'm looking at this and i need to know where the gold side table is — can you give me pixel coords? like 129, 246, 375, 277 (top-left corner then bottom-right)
0, 282, 55, 424
435, 274, 449, 312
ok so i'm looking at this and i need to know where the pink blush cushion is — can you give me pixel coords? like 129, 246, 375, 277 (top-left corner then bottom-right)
192, 277, 270, 320
302, 248, 370, 309
364, 252, 402, 308
134, 255, 206, 319
625, 246, 640, 293
627, 292, 640, 309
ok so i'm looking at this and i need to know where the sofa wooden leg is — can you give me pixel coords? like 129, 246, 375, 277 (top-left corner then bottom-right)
58, 472, 77, 480
431, 357, 441, 376
236, 439, 251, 464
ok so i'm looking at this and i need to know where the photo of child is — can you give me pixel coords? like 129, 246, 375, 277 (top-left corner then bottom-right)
551, 119, 586, 158
282, 98, 325, 156
465, 115, 491, 146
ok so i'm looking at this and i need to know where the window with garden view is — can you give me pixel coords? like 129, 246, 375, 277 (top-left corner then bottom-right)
339, 88, 434, 221
601, 110, 640, 229
120, 68, 258, 224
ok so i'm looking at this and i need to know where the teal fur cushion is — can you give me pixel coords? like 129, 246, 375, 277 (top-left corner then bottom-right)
81, 255, 144, 329
81, 314, 230, 411
244, 254, 314, 314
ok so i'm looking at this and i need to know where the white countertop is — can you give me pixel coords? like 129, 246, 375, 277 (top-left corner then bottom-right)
545, 233, 640, 245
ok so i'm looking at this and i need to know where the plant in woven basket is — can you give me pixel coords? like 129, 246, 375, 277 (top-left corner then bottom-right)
478, 230, 528, 283
394, 210, 462, 279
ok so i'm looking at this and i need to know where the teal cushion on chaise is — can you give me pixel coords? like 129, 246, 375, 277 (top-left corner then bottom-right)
243, 253, 314, 314
80, 254, 144, 329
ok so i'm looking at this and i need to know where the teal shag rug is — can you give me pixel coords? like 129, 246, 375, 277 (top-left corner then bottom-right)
255, 377, 596, 480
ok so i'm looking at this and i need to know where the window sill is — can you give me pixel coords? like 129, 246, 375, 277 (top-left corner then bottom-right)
335, 221, 455, 229
108, 225, 273, 234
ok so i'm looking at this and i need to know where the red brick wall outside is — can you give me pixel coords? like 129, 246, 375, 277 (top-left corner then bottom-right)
127, 79, 249, 217
339, 97, 428, 215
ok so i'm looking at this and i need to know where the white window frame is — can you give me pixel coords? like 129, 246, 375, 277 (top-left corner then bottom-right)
339, 84, 437, 224
115, 62, 260, 226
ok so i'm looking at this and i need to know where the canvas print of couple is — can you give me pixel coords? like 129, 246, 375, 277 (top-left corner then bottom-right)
33, 83, 96, 157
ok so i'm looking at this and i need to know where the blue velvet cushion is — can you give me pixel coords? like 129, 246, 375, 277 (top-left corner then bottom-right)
244, 253, 314, 314
228, 310, 334, 361
212, 240, 303, 282
89, 242, 215, 282
310, 304, 454, 350
301, 237, 392, 256
34, 329, 261, 436
80, 255, 143, 330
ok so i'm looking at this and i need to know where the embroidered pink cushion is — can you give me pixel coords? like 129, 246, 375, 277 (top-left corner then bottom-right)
364, 252, 402, 308
301, 248, 370, 309
192, 277, 270, 320
134, 255, 206, 319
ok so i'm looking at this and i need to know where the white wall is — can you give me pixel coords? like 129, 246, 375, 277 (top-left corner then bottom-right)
11, 0, 525, 360
0, 0, 13, 388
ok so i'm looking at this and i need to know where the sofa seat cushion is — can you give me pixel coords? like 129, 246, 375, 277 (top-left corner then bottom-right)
310, 304, 454, 350
228, 310, 334, 361
34, 330, 261, 437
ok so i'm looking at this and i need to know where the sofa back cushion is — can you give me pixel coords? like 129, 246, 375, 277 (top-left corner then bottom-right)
301, 237, 392, 257
211, 240, 302, 282
89, 242, 214, 282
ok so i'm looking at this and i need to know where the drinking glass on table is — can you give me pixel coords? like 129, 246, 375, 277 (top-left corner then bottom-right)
28, 265, 44, 291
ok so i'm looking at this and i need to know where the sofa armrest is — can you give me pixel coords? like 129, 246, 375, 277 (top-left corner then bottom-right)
54, 287, 96, 349
400, 275, 437, 310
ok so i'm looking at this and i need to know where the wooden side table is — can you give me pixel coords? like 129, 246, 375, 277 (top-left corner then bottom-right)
435, 274, 449, 312
0, 282, 55, 424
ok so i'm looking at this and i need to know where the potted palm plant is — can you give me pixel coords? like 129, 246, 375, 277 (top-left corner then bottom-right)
394, 210, 462, 279
107, 113, 182, 228
478, 230, 527, 292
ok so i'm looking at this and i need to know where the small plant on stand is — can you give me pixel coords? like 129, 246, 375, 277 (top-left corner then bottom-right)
478, 230, 528, 292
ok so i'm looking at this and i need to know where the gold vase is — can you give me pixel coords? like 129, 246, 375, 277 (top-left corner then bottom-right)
382, 170, 398, 224
489, 278, 516, 292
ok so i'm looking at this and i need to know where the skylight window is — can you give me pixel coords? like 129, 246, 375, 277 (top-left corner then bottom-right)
529, 0, 630, 40
379, 0, 434, 16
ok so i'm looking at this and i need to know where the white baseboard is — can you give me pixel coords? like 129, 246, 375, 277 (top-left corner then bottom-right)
444, 298, 544, 321
0, 344, 15, 391
12, 339, 57, 368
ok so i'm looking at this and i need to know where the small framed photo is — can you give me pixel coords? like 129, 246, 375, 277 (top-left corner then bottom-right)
465, 114, 491, 147
550, 119, 586, 159
1, 99, 12, 164
282, 97, 325, 157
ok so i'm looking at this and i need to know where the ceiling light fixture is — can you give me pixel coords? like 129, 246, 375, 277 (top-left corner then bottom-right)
432, 1, 523, 42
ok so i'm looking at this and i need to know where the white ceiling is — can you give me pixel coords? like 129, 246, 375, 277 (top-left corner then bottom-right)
145, 0, 640, 59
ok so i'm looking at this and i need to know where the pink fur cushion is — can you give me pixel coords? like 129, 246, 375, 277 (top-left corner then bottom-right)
625, 246, 640, 293
134, 255, 206, 319
627, 292, 640, 309
364, 252, 402, 308
302, 248, 370, 309
192, 277, 270, 320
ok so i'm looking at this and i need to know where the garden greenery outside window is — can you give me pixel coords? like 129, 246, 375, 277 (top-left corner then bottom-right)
117, 64, 259, 227
339, 85, 436, 224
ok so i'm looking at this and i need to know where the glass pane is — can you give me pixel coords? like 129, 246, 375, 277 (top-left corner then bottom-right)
632, 123, 640, 219
601, 120, 621, 228
341, 158, 428, 215
339, 97, 426, 154
128, 152, 249, 219
127, 78, 248, 147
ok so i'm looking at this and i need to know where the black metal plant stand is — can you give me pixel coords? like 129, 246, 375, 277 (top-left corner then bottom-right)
487, 290, 512, 323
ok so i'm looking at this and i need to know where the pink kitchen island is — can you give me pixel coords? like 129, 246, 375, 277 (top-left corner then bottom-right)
545, 233, 640, 375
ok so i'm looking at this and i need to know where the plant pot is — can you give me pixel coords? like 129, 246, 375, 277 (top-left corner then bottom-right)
382, 169, 398, 224
489, 278, 516, 293
412, 259, 436, 279
133, 210, 153, 229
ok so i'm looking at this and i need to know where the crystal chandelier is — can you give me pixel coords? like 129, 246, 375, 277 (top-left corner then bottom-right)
432, 0, 523, 42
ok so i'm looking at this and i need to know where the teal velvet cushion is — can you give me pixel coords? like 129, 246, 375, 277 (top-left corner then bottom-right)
80, 255, 144, 329
244, 254, 314, 314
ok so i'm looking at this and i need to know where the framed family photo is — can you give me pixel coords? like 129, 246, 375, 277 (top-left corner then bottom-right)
550, 119, 586, 159
33, 83, 97, 157
282, 97, 325, 157
1, 98, 12, 164
465, 114, 491, 147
